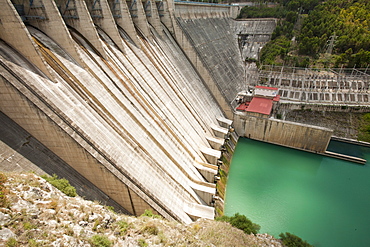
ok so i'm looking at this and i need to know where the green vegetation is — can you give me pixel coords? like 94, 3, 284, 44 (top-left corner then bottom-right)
23, 221, 37, 230
0, 173, 9, 208
279, 232, 313, 247
114, 220, 130, 235
239, 0, 370, 68
140, 209, 161, 219
238, 5, 288, 19
358, 113, 370, 142
90, 235, 113, 247
41, 174, 77, 197
298, 0, 370, 67
141, 223, 159, 235
138, 238, 148, 247
216, 213, 260, 235
5, 238, 18, 247
259, 36, 292, 65
216, 214, 313, 246
215, 140, 235, 217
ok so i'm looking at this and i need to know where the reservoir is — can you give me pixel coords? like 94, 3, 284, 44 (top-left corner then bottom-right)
224, 138, 370, 247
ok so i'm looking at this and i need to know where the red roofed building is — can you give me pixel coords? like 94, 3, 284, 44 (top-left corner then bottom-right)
235, 86, 280, 118
246, 97, 273, 116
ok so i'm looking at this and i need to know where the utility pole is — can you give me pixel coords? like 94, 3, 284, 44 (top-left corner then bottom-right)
325, 32, 337, 55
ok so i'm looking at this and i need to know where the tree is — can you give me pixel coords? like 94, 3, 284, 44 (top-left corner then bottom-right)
216, 213, 260, 235
279, 232, 313, 247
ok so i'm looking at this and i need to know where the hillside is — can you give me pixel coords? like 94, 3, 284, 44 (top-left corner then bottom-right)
0, 172, 283, 247
239, 0, 370, 68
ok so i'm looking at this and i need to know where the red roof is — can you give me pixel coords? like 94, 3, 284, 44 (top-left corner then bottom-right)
236, 102, 250, 111
273, 95, 280, 101
246, 97, 273, 115
255, 85, 279, 90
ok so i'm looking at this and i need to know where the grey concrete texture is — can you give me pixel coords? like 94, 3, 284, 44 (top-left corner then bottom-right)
231, 19, 277, 61
0, 111, 131, 215
175, 17, 246, 105
0, 1, 237, 222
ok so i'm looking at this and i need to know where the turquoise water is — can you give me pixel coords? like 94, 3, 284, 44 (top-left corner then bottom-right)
224, 138, 370, 247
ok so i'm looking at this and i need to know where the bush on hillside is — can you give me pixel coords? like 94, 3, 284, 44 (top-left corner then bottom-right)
216, 213, 260, 235
279, 232, 313, 247
41, 174, 77, 197
140, 209, 162, 219
90, 235, 113, 247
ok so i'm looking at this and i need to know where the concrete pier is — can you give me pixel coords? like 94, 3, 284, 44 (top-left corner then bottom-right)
107, 0, 140, 46
0, 0, 52, 78
57, 0, 108, 59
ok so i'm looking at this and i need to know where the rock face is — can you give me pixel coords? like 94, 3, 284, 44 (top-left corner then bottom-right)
284, 110, 364, 139
0, 173, 283, 246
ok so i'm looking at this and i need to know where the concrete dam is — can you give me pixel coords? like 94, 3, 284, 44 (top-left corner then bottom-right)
1, 0, 345, 224
0, 0, 266, 223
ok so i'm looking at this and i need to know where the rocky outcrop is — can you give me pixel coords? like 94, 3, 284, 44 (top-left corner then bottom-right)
0, 173, 282, 247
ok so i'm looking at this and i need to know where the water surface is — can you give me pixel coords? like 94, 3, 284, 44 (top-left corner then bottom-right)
225, 138, 370, 247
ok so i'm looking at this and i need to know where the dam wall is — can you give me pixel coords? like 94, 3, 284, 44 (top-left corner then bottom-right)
0, 112, 131, 214
174, 0, 238, 19
234, 113, 333, 153
231, 19, 277, 61
0, 0, 248, 223
173, 16, 246, 119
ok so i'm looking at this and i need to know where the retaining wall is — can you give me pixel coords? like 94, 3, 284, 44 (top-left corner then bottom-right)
234, 113, 333, 153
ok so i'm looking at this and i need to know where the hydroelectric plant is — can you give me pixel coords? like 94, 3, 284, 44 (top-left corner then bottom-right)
0, 0, 368, 224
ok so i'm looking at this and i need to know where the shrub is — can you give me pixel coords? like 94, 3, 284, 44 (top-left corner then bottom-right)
23, 221, 37, 230
141, 223, 159, 235
115, 220, 130, 235
216, 213, 260, 235
0, 173, 9, 207
92, 219, 102, 232
138, 239, 148, 247
105, 205, 115, 212
140, 209, 161, 218
279, 232, 313, 247
90, 234, 113, 247
6, 238, 18, 247
28, 239, 40, 247
41, 174, 77, 197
